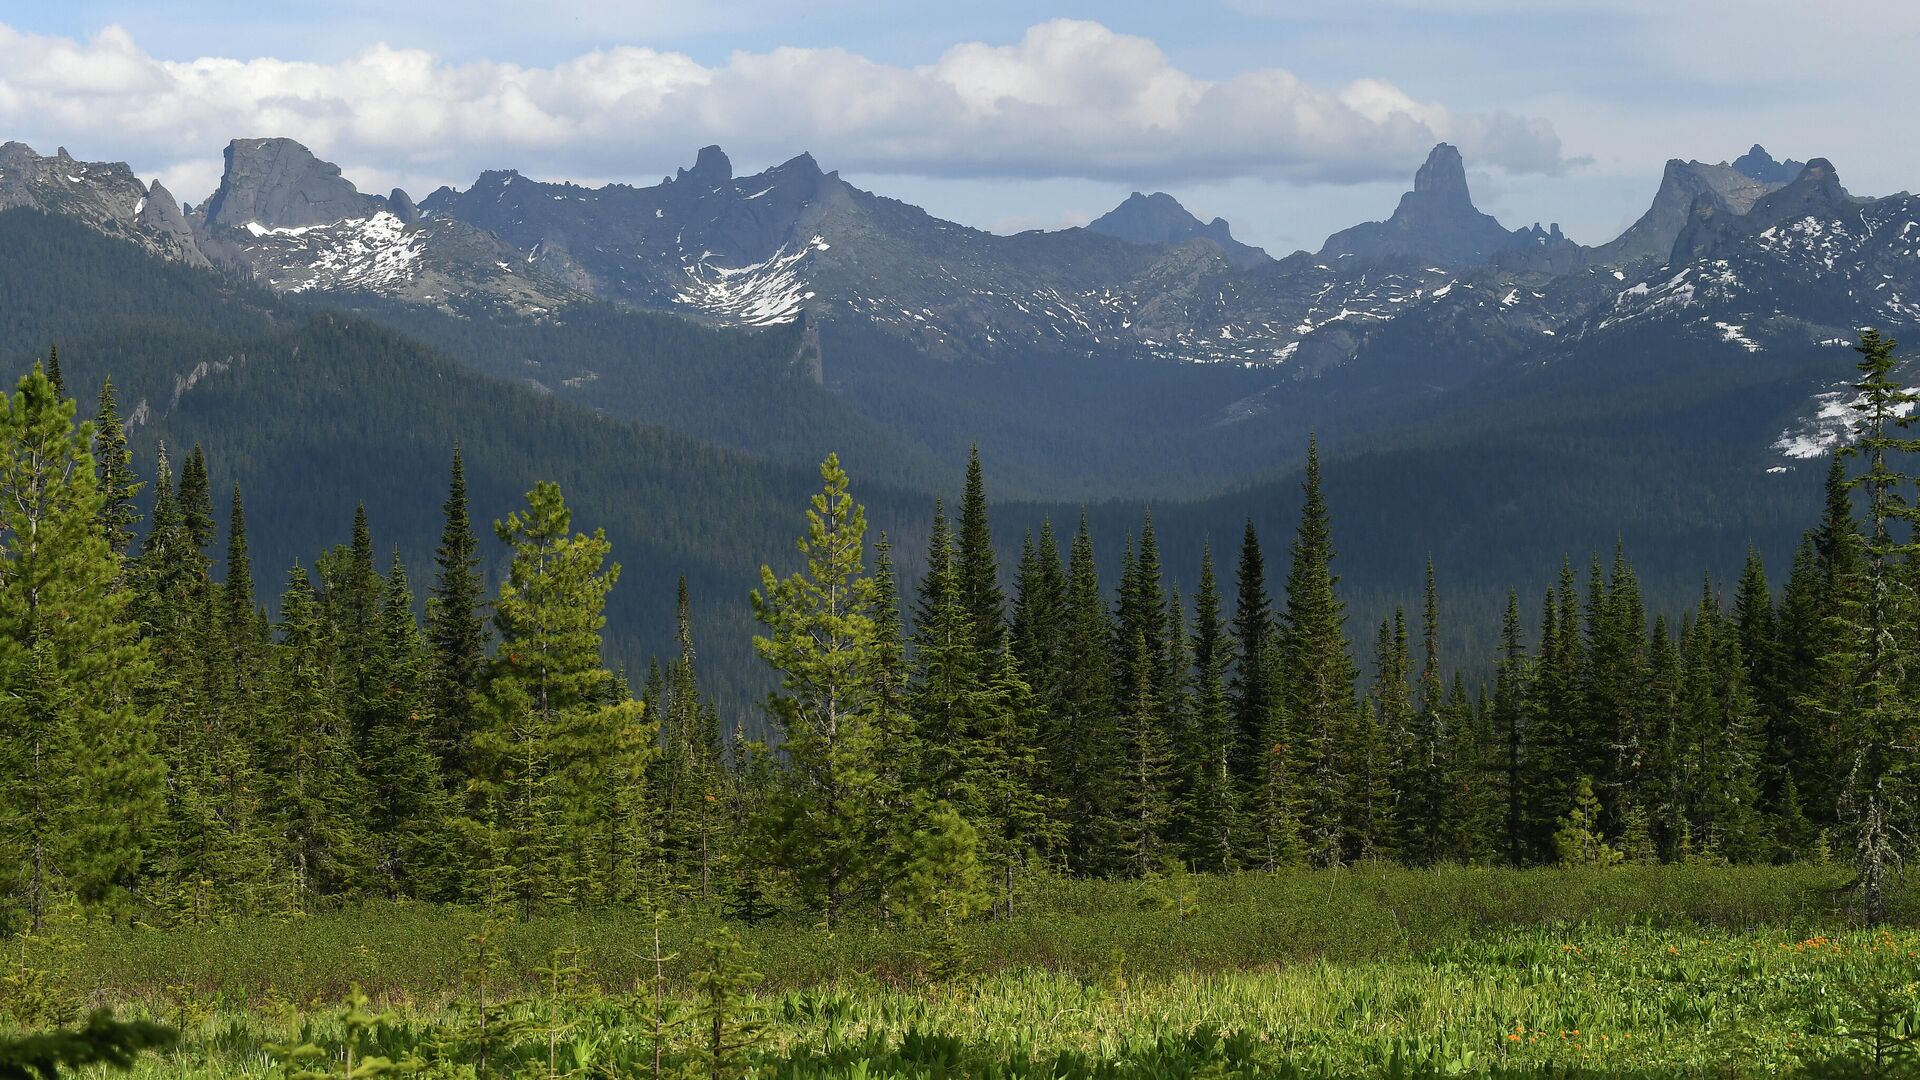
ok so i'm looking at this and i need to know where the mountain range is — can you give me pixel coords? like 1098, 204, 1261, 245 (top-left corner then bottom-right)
0, 129, 1906, 706
5, 135, 1895, 428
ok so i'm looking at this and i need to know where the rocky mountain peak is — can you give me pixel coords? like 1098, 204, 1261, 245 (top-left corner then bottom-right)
1088, 191, 1269, 268
1730, 144, 1806, 185
1411, 142, 1471, 206
201, 138, 379, 231
388, 187, 419, 225
677, 145, 733, 184
1317, 142, 1520, 266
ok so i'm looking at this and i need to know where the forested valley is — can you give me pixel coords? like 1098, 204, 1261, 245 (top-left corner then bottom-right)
3, 326, 1914, 925
5, 315, 1920, 1076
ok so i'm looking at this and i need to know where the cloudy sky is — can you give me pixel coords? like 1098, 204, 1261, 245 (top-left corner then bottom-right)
3, 1, 1914, 253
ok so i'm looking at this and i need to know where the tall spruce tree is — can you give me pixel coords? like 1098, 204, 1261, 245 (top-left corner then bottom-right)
362, 553, 460, 900
956, 445, 1006, 659
1230, 520, 1274, 785
0, 365, 163, 929
265, 562, 370, 911
1059, 514, 1123, 875
1279, 438, 1358, 867
428, 448, 488, 784
1826, 329, 1920, 923
91, 380, 140, 563
1490, 591, 1529, 866
1178, 542, 1237, 872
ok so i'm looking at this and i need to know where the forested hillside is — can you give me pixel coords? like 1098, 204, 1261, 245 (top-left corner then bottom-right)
0, 328, 1910, 936
0, 209, 933, 704
0, 205, 1854, 713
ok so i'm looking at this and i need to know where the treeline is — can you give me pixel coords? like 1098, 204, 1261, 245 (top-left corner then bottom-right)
0, 332, 1915, 935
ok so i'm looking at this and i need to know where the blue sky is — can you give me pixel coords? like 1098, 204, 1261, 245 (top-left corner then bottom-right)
1, 1, 1912, 253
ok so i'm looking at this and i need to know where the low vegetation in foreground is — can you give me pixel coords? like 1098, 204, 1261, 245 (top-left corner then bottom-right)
5, 865, 1919, 1078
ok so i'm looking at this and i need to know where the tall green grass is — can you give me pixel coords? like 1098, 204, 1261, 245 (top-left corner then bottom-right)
54, 862, 1863, 1003
8, 864, 1910, 1077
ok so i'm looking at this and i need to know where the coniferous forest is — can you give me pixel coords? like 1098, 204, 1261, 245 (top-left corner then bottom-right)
5, 334, 1920, 1077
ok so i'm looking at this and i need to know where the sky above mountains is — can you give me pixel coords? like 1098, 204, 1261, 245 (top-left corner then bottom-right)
3, 1, 1914, 253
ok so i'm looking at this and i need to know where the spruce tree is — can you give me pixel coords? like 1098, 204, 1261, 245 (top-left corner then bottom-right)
912, 503, 979, 802
1118, 630, 1170, 877
1825, 329, 1920, 922
1681, 584, 1766, 862
956, 445, 1006, 658
0, 365, 163, 928
91, 380, 140, 562
1178, 542, 1237, 872
43, 344, 63, 401
1058, 514, 1123, 876
265, 562, 371, 910
1279, 438, 1358, 867
427, 448, 488, 783
1229, 519, 1274, 785
1490, 591, 1529, 866
361, 553, 460, 899
1011, 523, 1069, 796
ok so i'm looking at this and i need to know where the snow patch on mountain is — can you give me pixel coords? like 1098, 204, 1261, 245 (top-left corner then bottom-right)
242, 212, 422, 293
1773, 386, 1918, 459
671, 236, 827, 326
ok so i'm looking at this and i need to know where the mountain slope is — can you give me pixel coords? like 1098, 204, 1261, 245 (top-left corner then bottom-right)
0, 207, 934, 708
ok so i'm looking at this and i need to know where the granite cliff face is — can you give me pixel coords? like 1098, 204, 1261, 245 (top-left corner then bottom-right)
199, 138, 383, 230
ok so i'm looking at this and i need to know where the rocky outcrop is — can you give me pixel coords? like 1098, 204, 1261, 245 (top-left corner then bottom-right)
199, 138, 380, 230
1317, 143, 1527, 267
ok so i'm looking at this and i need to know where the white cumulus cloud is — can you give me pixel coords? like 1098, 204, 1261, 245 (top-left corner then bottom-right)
0, 18, 1570, 203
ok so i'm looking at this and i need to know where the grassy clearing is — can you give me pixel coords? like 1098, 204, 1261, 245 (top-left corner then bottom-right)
11, 864, 1920, 1077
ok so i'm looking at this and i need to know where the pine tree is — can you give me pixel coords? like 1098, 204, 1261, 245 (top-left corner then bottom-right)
427, 448, 488, 784
1280, 438, 1358, 868
1554, 776, 1622, 868
0, 364, 163, 929
473, 482, 625, 913
264, 562, 371, 910
1825, 329, 1920, 923
91, 380, 140, 563
1118, 630, 1170, 877
361, 553, 460, 899
751, 455, 897, 926
1178, 542, 1237, 872
1490, 591, 1529, 866
956, 445, 1006, 659
1058, 514, 1123, 876
1229, 519, 1274, 786
43, 344, 63, 401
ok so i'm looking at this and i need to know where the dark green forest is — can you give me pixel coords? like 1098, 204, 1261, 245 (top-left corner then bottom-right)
1, 324, 1914, 935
